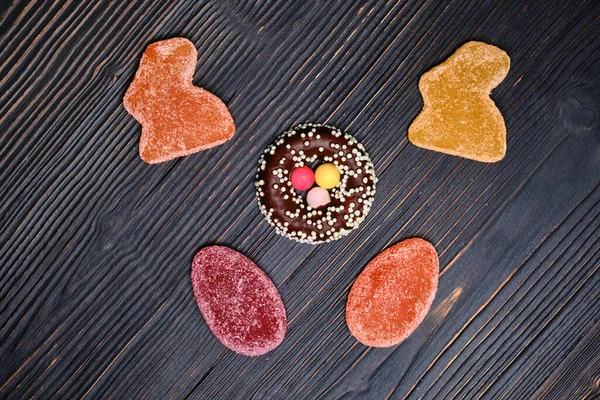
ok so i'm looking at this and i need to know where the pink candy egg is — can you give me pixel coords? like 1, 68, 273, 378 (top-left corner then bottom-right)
290, 166, 315, 191
306, 187, 331, 208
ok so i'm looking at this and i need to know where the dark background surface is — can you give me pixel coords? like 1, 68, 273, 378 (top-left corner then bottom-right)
1, 1, 599, 399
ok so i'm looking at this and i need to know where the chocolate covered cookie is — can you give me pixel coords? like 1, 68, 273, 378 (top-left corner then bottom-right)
256, 123, 377, 244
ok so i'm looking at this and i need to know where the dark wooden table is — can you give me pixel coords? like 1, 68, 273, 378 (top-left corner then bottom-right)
1, 1, 599, 399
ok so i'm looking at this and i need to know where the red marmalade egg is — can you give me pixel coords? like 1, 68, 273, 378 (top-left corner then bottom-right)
191, 246, 286, 356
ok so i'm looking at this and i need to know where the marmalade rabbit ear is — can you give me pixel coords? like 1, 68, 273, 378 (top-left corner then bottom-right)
123, 37, 235, 164
409, 41, 510, 163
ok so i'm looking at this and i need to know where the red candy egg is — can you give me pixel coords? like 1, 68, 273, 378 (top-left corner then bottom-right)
192, 246, 287, 356
290, 166, 314, 191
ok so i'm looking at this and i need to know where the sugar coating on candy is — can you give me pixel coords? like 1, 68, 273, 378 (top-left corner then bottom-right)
191, 246, 286, 356
291, 166, 315, 191
409, 41, 510, 163
124, 38, 235, 164
346, 238, 439, 347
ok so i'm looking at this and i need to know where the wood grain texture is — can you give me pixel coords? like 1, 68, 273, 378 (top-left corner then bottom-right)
1, 0, 599, 399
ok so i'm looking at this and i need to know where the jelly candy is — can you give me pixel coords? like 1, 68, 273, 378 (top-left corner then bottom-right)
409, 41, 510, 163
191, 246, 286, 356
124, 38, 235, 164
346, 238, 439, 347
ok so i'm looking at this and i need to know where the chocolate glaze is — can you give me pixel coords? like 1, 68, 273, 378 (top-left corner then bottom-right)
256, 123, 377, 244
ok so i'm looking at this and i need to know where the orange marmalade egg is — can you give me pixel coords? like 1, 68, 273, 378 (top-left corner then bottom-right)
346, 238, 439, 347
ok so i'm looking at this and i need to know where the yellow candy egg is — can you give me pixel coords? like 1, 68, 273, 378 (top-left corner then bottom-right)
315, 163, 340, 189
